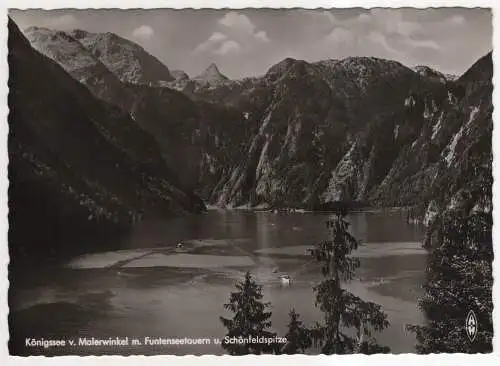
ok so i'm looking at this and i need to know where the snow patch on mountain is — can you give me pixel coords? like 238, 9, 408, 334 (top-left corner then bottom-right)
444, 126, 465, 166
467, 106, 480, 128
259, 109, 273, 135
444, 106, 481, 164
255, 138, 271, 180
431, 112, 444, 140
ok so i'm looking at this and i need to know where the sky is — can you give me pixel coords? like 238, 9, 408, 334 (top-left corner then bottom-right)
9, 8, 492, 79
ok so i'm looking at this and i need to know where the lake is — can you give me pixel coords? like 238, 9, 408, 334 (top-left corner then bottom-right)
9, 209, 427, 355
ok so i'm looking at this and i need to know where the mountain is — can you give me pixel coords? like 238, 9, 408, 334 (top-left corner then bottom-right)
68, 28, 174, 85
23, 26, 129, 105
204, 54, 491, 213
396, 52, 492, 222
210, 56, 430, 207
21, 27, 252, 108
21, 26, 248, 192
19, 22, 492, 217
8, 18, 203, 264
194, 63, 229, 85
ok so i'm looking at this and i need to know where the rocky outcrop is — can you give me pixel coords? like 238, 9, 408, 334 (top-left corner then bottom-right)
68, 28, 174, 85
413, 65, 448, 83
24, 26, 129, 105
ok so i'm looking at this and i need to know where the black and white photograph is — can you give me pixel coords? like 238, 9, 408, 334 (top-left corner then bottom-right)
6, 6, 493, 356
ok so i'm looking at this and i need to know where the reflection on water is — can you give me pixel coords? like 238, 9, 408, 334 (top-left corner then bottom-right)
122, 211, 424, 250
10, 211, 427, 355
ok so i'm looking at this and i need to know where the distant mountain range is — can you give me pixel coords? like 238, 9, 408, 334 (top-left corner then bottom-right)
10, 19, 492, 261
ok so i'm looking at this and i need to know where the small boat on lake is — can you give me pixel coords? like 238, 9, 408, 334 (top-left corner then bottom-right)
280, 275, 291, 285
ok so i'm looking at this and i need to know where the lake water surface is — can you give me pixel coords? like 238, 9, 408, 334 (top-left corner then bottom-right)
10, 210, 427, 355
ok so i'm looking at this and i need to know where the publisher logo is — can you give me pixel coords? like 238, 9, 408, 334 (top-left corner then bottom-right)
466, 310, 477, 342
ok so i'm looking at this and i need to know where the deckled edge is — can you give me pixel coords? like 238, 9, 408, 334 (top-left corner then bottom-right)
1, 2, 499, 366
491, 0, 499, 359
1, 3, 9, 366
4, 0, 499, 10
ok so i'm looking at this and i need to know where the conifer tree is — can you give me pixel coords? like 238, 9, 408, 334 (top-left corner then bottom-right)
407, 210, 493, 353
281, 308, 312, 354
408, 145, 493, 353
309, 212, 390, 354
219, 271, 277, 355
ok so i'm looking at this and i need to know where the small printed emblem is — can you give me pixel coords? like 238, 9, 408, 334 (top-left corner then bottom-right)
466, 310, 477, 342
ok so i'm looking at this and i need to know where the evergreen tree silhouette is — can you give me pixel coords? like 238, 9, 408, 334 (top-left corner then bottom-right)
309, 211, 390, 354
281, 308, 312, 354
407, 210, 493, 353
219, 271, 277, 355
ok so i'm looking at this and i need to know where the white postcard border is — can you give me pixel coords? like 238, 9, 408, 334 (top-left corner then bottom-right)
1, 1, 498, 365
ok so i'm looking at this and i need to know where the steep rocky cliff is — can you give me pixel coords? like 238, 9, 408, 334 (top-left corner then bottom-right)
211, 57, 432, 207
9, 19, 203, 263
124, 84, 249, 192
21, 24, 492, 214
371, 53, 492, 218
206, 55, 491, 212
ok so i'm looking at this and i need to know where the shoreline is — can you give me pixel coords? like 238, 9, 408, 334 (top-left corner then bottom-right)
206, 203, 418, 216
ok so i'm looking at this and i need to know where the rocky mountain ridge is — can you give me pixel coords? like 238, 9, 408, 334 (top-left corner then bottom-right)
26, 26, 175, 86
19, 23, 492, 221
201, 54, 491, 219
71, 28, 175, 85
